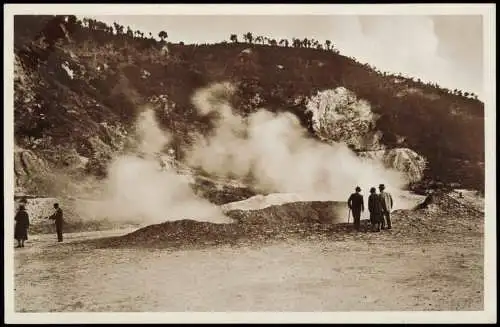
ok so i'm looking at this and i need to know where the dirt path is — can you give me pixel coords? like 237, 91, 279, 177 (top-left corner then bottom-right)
14, 227, 483, 312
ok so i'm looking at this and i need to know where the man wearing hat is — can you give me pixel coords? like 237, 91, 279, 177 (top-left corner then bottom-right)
378, 184, 394, 230
347, 186, 364, 231
47, 203, 64, 242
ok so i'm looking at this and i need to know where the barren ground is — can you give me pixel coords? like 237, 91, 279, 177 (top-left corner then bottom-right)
14, 215, 483, 312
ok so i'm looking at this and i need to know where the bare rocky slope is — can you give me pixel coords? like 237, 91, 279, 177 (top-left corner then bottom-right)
13, 15, 484, 200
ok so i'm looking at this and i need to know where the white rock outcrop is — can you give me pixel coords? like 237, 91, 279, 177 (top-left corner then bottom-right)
305, 87, 382, 151
358, 148, 427, 183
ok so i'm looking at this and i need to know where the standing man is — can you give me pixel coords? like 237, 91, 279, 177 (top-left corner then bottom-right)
368, 187, 383, 232
48, 203, 64, 242
347, 186, 364, 231
379, 184, 394, 230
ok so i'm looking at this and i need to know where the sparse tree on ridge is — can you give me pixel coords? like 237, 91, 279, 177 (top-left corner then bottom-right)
279, 39, 288, 47
158, 30, 168, 42
230, 34, 238, 43
126, 26, 133, 38
113, 23, 124, 35
244, 32, 253, 44
292, 38, 301, 48
325, 39, 331, 50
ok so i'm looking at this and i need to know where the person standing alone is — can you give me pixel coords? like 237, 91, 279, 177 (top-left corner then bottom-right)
48, 203, 64, 242
14, 204, 30, 248
347, 186, 364, 231
379, 184, 394, 230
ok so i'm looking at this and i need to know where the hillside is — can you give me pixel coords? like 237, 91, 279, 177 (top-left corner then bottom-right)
13, 15, 485, 196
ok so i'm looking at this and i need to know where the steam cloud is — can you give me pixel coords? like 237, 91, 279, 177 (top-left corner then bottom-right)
186, 82, 408, 203
88, 109, 230, 225
79, 82, 416, 225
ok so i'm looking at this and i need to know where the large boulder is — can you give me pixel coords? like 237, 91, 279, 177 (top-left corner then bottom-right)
14, 147, 50, 179
305, 87, 383, 151
14, 147, 52, 194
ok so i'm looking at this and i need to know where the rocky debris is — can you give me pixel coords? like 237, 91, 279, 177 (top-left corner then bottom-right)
425, 191, 484, 217
98, 219, 247, 249
190, 175, 258, 205
85, 190, 483, 250
358, 148, 427, 183
92, 201, 347, 249
447, 189, 485, 214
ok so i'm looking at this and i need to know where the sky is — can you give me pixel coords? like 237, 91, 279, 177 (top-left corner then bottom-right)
86, 14, 484, 99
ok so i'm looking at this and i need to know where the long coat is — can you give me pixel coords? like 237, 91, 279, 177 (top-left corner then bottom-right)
347, 193, 364, 214
368, 194, 384, 224
14, 209, 30, 241
49, 208, 64, 227
379, 191, 394, 212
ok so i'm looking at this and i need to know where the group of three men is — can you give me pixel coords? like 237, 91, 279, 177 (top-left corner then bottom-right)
347, 184, 393, 232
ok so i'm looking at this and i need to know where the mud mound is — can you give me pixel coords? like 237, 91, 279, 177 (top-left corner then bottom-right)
414, 191, 484, 217
88, 191, 483, 250
92, 201, 347, 249
221, 193, 344, 211
227, 201, 346, 225
99, 219, 247, 248
447, 189, 485, 213
383, 191, 485, 242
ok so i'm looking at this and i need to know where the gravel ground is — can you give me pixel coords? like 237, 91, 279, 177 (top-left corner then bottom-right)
13, 193, 484, 313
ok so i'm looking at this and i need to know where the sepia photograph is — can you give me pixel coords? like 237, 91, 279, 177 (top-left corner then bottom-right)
4, 3, 496, 324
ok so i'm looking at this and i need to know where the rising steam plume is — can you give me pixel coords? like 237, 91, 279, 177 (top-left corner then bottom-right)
82, 109, 230, 225
186, 82, 409, 204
